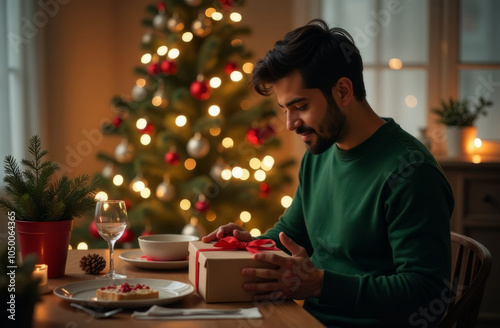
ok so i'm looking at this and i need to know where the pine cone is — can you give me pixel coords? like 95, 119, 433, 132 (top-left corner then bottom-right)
79, 253, 106, 274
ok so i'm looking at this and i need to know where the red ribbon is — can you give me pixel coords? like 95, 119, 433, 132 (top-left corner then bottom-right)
194, 236, 278, 291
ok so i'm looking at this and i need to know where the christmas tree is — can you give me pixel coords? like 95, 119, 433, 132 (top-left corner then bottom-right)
72, 0, 295, 248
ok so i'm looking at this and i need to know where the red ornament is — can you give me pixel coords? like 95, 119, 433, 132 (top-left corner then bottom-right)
124, 199, 132, 210
224, 61, 238, 75
165, 151, 180, 165
140, 122, 155, 135
245, 128, 260, 145
190, 80, 212, 101
218, 0, 234, 10
246, 125, 276, 145
156, 2, 166, 11
147, 63, 160, 75
89, 221, 101, 239
195, 199, 210, 213
160, 60, 177, 75
118, 228, 135, 243
259, 182, 271, 198
111, 116, 123, 127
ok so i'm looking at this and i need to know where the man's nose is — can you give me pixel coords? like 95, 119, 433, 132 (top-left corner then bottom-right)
286, 112, 302, 131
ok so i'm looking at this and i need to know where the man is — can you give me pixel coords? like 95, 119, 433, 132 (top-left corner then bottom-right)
203, 19, 453, 327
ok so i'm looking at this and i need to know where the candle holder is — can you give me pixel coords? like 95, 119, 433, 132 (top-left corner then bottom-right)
32, 264, 50, 294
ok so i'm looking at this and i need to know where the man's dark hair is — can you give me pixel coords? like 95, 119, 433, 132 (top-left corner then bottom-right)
251, 19, 366, 102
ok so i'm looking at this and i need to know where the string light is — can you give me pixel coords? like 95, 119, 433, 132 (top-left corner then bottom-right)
211, 12, 223, 21
180, 199, 191, 210
131, 176, 147, 192
242, 62, 253, 74
222, 137, 234, 148
113, 174, 124, 186
175, 115, 187, 127
77, 242, 88, 250
232, 166, 243, 179
140, 187, 151, 199
249, 158, 261, 170
205, 7, 216, 17
136, 118, 147, 130
208, 105, 220, 116
240, 169, 250, 180
254, 170, 266, 181
95, 191, 108, 201
168, 48, 180, 59
472, 154, 482, 164
240, 211, 251, 223
182, 32, 193, 42
388, 58, 403, 70
230, 71, 243, 82
210, 77, 221, 88
141, 53, 152, 64
474, 138, 482, 148
281, 195, 293, 208
157, 46, 168, 56
250, 228, 261, 237
221, 168, 232, 180
261, 155, 275, 171
184, 158, 196, 170
136, 78, 146, 87
230, 12, 242, 22
206, 210, 216, 222
140, 134, 151, 145
209, 127, 221, 136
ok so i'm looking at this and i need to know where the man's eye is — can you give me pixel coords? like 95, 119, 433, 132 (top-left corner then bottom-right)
296, 104, 307, 111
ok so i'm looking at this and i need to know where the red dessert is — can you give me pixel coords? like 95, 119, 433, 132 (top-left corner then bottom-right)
96, 282, 159, 300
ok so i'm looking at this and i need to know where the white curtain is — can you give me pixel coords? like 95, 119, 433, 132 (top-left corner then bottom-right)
0, 0, 41, 173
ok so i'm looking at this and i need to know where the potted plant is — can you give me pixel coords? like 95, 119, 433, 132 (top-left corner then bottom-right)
432, 97, 493, 157
0, 136, 97, 277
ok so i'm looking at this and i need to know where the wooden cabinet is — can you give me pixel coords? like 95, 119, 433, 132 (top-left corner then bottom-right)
438, 158, 500, 326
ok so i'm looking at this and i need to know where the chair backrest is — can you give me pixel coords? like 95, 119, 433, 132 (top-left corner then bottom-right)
439, 232, 492, 328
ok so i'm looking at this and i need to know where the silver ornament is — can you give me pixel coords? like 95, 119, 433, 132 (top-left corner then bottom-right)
132, 84, 147, 102
187, 133, 210, 158
184, 0, 203, 6
153, 13, 168, 30
210, 158, 225, 180
101, 163, 114, 179
142, 31, 153, 44
115, 140, 134, 163
156, 180, 176, 201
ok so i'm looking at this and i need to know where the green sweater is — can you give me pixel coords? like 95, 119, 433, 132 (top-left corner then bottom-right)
261, 119, 454, 327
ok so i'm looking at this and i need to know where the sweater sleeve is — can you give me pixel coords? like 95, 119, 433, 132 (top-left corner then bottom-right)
316, 163, 453, 324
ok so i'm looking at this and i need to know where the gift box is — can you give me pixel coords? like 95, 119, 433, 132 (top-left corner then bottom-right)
188, 238, 290, 303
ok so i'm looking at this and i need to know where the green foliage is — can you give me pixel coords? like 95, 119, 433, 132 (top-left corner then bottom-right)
432, 97, 493, 126
0, 136, 97, 221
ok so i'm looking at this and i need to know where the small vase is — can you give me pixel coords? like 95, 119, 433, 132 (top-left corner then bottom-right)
445, 126, 477, 158
16, 220, 73, 278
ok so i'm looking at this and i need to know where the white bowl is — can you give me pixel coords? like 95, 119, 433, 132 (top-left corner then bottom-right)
138, 234, 199, 261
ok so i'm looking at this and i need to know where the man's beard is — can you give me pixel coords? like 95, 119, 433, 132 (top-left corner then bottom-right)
297, 97, 346, 154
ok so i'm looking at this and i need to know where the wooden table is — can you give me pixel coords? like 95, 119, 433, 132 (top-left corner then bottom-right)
34, 249, 325, 328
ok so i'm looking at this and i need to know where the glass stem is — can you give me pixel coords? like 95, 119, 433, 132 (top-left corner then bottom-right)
108, 240, 116, 274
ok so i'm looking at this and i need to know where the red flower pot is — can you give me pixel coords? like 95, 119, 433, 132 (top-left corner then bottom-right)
16, 220, 73, 278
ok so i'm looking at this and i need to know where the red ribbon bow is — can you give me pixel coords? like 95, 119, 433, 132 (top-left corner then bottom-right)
194, 236, 278, 291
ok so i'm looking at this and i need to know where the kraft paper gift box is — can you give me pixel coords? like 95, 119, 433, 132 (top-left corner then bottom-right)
188, 238, 290, 303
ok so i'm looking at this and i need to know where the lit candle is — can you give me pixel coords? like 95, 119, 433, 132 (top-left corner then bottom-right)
33, 264, 49, 294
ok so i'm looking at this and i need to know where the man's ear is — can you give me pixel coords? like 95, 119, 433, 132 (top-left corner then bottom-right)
333, 77, 353, 107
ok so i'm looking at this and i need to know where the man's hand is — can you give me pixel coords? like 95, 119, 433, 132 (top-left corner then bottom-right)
202, 223, 254, 243
242, 232, 324, 301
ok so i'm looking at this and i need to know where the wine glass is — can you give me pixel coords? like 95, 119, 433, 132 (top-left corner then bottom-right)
94, 200, 127, 279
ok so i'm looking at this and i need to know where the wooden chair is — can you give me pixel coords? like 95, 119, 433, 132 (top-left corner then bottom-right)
439, 232, 492, 328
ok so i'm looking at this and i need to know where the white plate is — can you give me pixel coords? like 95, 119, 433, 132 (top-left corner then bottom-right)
119, 250, 189, 270
53, 278, 194, 308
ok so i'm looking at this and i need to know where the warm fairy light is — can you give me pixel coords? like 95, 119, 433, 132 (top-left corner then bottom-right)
152, 95, 163, 106
113, 174, 124, 186
230, 71, 243, 82
240, 211, 251, 223
222, 137, 234, 148
206, 210, 216, 222
240, 99, 251, 110
254, 170, 266, 181
140, 187, 151, 199
208, 105, 220, 116
281, 195, 293, 208
136, 118, 148, 130
131, 177, 146, 192
405, 95, 418, 108
140, 134, 151, 145
221, 168, 232, 180
474, 138, 482, 148
182, 32, 193, 42
68, 244, 72, 250
240, 169, 250, 180
231, 39, 243, 47
472, 154, 482, 164
250, 228, 261, 237
232, 166, 243, 179
95, 191, 108, 201
388, 58, 403, 70
230, 12, 242, 22
141, 53, 152, 64
175, 115, 187, 127
184, 158, 197, 170
136, 78, 146, 87
211, 12, 223, 21
261, 155, 275, 171
180, 199, 191, 210
157, 45, 168, 56
242, 62, 253, 74
210, 77, 222, 88
168, 48, 180, 59
205, 7, 216, 17
249, 158, 261, 170
77, 242, 88, 250
209, 127, 221, 136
